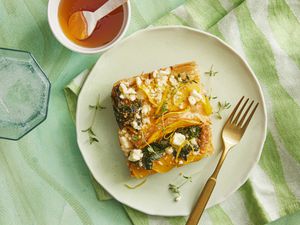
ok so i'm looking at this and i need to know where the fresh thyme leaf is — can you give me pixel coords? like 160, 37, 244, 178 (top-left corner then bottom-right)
183, 175, 191, 180
208, 95, 218, 101
155, 102, 168, 118
205, 65, 218, 77
215, 101, 231, 120
81, 128, 89, 132
82, 95, 105, 144
89, 94, 106, 111
89, 104, 106, 110
168, 173, 193, 202
89, 137, 99, 144
88, 127, 96, 136
161, 103, 168, 114
168, 184, 180, 194
132, 135, 139, 142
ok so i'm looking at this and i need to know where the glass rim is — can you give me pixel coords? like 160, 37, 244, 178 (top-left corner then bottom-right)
0, 47, 51, 141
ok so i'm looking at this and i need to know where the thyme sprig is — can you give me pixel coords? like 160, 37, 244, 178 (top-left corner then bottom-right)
215, 101, 231, 119
168, 173, 192, 202
81, 127, 99, 144
82, 95, 106, 144
205, 65, 218, 77
208, 95, 218, 101
207, 88, 218, 101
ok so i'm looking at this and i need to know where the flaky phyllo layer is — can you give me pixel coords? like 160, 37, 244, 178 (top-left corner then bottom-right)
111, 62, 213, 178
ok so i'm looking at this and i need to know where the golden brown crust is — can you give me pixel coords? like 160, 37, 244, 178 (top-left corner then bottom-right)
111, 61, 214, 178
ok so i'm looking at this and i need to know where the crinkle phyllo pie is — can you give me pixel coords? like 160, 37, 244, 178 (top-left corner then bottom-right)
111, 62, 213, 178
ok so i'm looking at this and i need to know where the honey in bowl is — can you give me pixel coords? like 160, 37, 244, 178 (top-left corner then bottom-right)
58, 0, 124, 48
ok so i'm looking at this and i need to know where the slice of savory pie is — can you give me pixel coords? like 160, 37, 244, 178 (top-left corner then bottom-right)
111, 62, 213, 178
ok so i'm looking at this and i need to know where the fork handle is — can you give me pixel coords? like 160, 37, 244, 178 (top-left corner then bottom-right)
186, 177, 216, 225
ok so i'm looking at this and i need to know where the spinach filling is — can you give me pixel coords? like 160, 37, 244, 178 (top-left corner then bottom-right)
176, 126, 201, 139
112, 86, 142, 128
141, 139, 170, 170
141, 126, 202, 170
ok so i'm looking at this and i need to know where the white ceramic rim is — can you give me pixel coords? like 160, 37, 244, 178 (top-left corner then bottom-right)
76, 26, 267, 216
47, 0, 131, 54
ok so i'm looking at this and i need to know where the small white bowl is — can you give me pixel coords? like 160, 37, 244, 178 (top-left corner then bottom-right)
48, 0, 131, 54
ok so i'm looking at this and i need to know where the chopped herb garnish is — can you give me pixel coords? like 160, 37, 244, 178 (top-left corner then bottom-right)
89, 104, 106, 110
132, 135, 140, 141
205, 65, 218, 77
177, 126, 201, 139
180, 74, 198, 84
215, 101, 231, 119
141, 143, 165, 170
155, 102, 168, 120
207, 88, 217, 101
161, 102, 168, 114
81, 127, 99, 144
124, 179, 147, 189
209, 95, 218, 100
168, 173, 192, 202
82, 95, 105, 144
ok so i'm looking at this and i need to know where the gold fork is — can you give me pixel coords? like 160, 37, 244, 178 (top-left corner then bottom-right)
186, 96, 259, 225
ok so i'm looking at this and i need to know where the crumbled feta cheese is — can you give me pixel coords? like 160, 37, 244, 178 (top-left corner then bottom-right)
128, 149, 143, 162
190, 138, 198, 146
119, 83, 127, 93
178, 160, 183, 165
128, 94, 136, 101
127, 88, 136, 94
145, 79, 151, 85
152, 70, 158, 78
179, 103, 185, 109
160, 67, 171, 75
192, 151, 199, 155
142, 104, 151, 115
161, 75, 168, 85
136, 77, 142, 86
175, 195, 182, 202
157, 79, 164, 87
120, 136, 132, 149
119, 83, 137, 101
135, 113, 141, 119
142, 117, 150, 124
191, 90, 203, 101
165, 147, 174, 155
169, 75, 178, 86
172, 133, 186, 146
131, 120, 142, 130
155, 93, 162, 102
188, 96, 197, 106
138, 161, 143, 167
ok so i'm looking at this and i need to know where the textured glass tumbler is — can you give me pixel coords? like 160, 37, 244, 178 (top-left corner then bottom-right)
0, 48, 51, 140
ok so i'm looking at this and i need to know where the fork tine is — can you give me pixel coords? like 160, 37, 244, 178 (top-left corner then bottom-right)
233, 98, 249, 124
241, 103, 259, 130
237, 100, 254, 127
226, 96, 244, 124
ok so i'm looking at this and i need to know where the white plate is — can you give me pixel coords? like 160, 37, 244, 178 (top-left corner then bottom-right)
76, 26, 267, 216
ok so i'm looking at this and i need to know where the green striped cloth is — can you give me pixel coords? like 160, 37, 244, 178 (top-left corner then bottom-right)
0, 0, 299, 224
65, 0, 300, 225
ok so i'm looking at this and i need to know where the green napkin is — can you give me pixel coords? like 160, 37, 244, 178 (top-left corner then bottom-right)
65, 0, 300, 224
